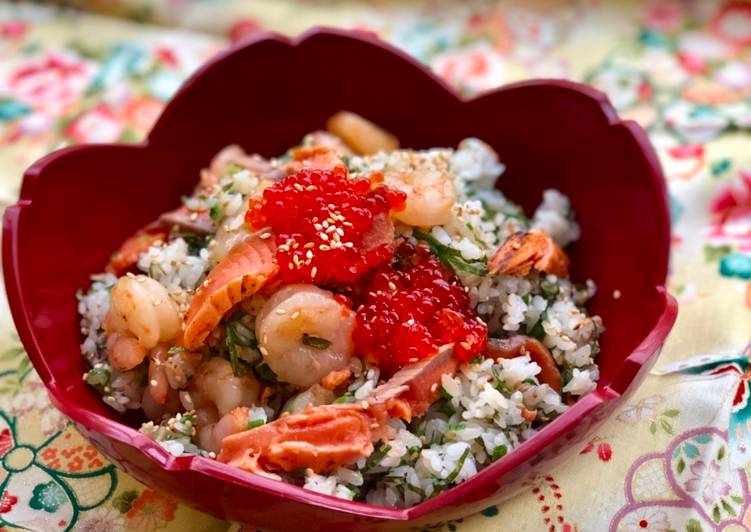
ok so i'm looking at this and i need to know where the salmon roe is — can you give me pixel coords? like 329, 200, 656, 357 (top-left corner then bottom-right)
354, 242, 488, 374
245, 165, 406, 285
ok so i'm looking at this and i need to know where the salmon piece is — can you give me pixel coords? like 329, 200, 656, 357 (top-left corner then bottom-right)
489, 231, 569, 278
368, 344, 458, 420
201, 145, 286, 189
285, 146, 343, 173
362, 212, 394, 253
183, 234, 278, 350
486, 336, 562, 393
320, 367, 352, 391
326, 111, 399, 155
217, 404, 373, 476
106, 223, 168, 276
159, 205, 215, 234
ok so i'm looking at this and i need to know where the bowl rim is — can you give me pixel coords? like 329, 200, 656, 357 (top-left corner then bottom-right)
2, 27, 678, 522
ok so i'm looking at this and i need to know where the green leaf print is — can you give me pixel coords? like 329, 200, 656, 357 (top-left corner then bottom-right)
712, 505, 721, 523
650, 421, 657, 435
29, 481, 66, 513
720, 499, 736, 517
677, 457, 685, 474
685, 518, 703, 532
717, 446, 725, 460
111, 489, 139, 513
660, 419, 674, 435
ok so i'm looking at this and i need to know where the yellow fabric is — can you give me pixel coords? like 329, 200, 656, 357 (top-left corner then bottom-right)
0, 1, 750, 530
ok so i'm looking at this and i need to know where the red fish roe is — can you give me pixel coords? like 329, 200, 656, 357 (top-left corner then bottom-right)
354, 242, 488, 373
245, 165, 405, 285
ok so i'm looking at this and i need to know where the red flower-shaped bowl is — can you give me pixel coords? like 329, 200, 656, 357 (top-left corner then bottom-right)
3, 28, 677, 530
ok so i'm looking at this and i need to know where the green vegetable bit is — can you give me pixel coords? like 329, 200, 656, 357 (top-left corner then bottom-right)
446, 447, 471, 483
363, 443, 392, 473
413, 230, 488, 276
491, 444, 508, 461
85, 367, 111, 388
302, 334, 332, 350
246, 419, 265, 430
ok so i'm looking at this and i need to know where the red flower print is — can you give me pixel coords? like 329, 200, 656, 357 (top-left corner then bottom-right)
127, 490, 177, 531
0, 429, 13, 458
0, 20, 27, 41
6, 52, 95, 115
0, 491, 18, 513
228, 18, 263, 44
712, 1, 751, 46
597, 443, 613, 462
580, 437, 613, 462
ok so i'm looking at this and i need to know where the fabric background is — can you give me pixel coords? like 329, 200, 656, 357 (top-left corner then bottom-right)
0, 1, 750, 530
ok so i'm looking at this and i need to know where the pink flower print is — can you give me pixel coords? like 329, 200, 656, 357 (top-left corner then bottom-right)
683, 460, 732, 505
640, 0, 686, 33
432, 43, 505, 93
4, 51, 95, 115
64, 105, 123, 144
620, 507, 671, 531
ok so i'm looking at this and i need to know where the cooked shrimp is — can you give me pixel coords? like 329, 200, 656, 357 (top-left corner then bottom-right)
218, 346, 458, 476
141, 385, 180, 422
326, 111, 399, 155
147, 344, 171, 405
304, 130, 355, 156
285, 145, 343, 173
197, 406, 251, 454
183, 234, 278, 350
255, 284, 356, 388
382, 156, 456, 226
106, 331, 148, 372
191, 357, 262, 417
488, 231, 569, 278
283, 384, 336, 414
104, 275, 181, 350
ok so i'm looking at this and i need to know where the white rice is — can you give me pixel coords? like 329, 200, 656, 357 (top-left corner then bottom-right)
77, 135, 603, 508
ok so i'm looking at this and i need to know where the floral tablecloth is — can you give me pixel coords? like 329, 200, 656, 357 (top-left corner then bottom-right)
0, 1, 750, 530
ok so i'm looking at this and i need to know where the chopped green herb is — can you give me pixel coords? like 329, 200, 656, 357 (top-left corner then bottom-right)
363, 443, 392, 473
85, 367, 111, 388
406, 483, 426, 497
246, 419, 265, 430
446, 448, 471, 483
209, 203, 222, 222
225, 163, 240, 176
340, 155, 351, 169
302, 334, 332, 350
334, 392, 356, 404
522, 378, 538, 386
230, 321, 257, 348
167, 346, 187, 356
440, 387, 453, 400
448, 423, 465, 432
494, 380, 513, 397
540, 279, 560, 298
491, 444, 508, 461
221, 183, 234, 192
253, 360, 279, 385
413, 230, 488, 276
528, 317, 546, 341
225, 323, 248, 376
522, 293, 532, 304
439, 399, 455, 417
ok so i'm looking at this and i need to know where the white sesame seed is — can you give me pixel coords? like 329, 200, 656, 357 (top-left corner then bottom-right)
613, 289, 622, 299
320, 233, 329, 241
388, 282, 397, 291
311, 266, 318, 278
276, 308, 287, 315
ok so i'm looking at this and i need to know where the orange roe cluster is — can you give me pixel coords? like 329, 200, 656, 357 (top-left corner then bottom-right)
245, 166, 406, 285
354, 242, 488, 374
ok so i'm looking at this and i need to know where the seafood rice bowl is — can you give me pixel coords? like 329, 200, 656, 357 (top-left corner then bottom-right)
78, 111, 603, 508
